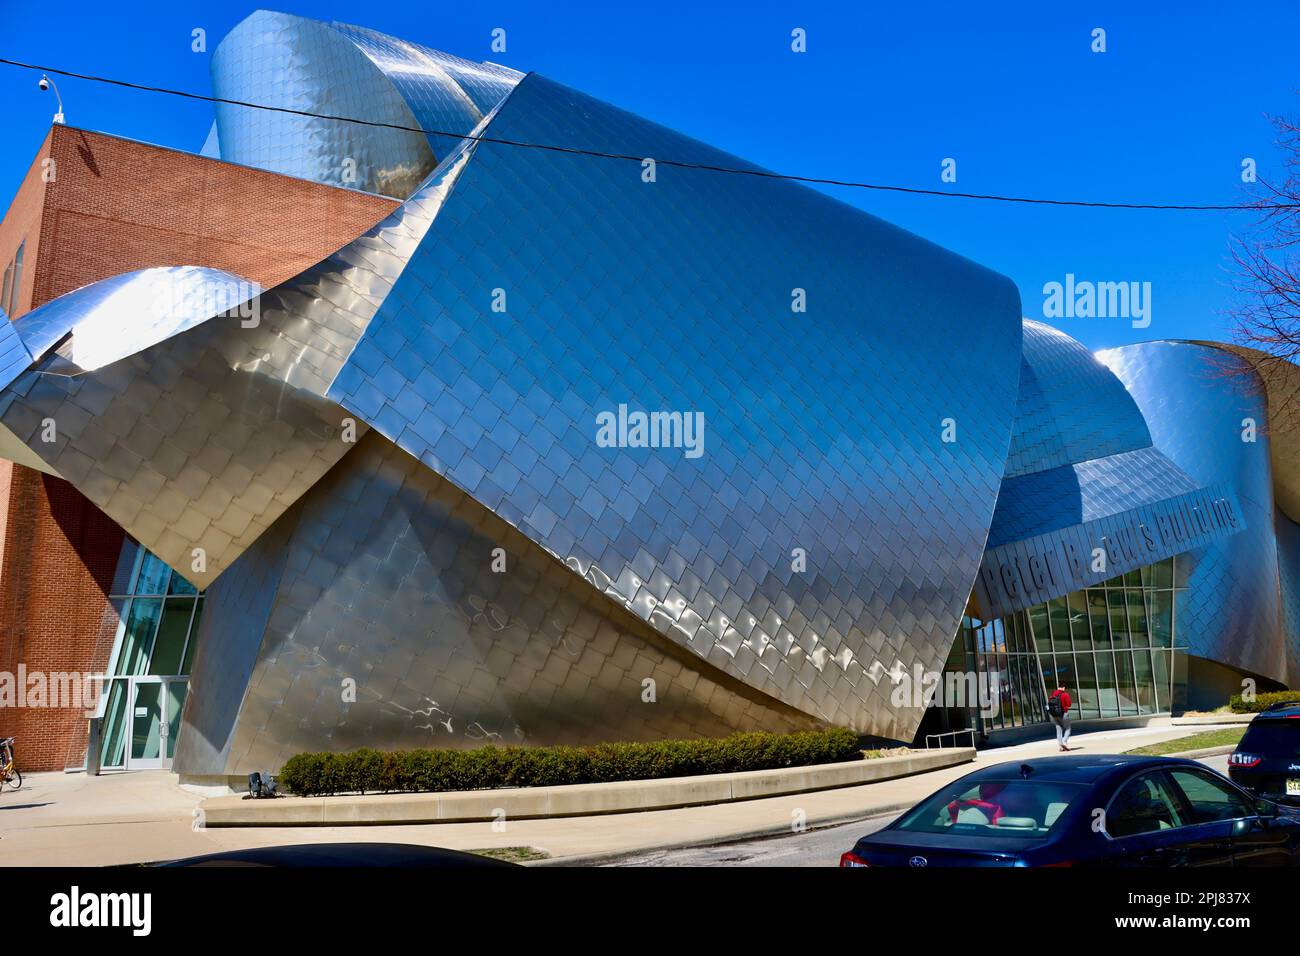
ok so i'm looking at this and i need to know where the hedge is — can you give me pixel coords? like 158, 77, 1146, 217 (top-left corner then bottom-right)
1229, 691, 1300, 714
277, 727, 863, 796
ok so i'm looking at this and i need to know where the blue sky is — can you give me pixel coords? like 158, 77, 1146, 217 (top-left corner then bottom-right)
0, 0, 1296, 351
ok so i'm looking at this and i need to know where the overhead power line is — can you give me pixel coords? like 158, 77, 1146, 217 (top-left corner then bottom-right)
1, 55, 1295, 213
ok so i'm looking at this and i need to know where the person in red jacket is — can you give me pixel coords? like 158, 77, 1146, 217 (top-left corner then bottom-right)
1048, 683, 1073, 751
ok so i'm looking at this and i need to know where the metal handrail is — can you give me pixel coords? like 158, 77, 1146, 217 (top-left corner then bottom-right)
925, 728, 977, 749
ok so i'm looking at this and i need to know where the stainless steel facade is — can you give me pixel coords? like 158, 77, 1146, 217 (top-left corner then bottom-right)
975, 321, 1240, 619
1, 14, 1295, 775
1100, 341, 1300, 686
210, 11, 520, 198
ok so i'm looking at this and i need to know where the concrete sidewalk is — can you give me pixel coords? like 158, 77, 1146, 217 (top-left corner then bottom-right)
0, 722, 1239, 866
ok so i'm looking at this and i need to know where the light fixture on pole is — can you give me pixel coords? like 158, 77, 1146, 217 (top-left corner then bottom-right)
38, 74, 64, 125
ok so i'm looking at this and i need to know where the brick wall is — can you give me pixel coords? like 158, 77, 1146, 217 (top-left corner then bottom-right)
0, 125, 399, 770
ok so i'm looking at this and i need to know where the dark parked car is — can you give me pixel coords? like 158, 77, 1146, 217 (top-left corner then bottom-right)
1228, 702, 1300, 805
155, 843, 518, 867
839, 754, 1300, 867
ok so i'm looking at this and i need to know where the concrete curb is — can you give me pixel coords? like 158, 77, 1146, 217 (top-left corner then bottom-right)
533, 742, 1244, 866
1171, 714, 1254, 725
525, 802, 916, 867
1159, 744, 1239, 759
199, 747, 975, 828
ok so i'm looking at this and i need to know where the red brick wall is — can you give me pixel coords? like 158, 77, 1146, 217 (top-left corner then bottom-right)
0, 127, 51, 319
0, 470, 125, 769
0, 125, 399, 770
34, 125, 398, 302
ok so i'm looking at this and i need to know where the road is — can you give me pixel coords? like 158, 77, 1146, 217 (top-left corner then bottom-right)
604, 753, 1230, 867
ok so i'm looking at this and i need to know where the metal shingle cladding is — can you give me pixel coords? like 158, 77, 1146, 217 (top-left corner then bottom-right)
1003, 319, 1152, 479
326, 72, 1023, 739
1100, 341, 1297, 686
210, 12, 521, 198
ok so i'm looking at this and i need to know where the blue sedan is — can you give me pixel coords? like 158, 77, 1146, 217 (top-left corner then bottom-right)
840, 754, 1300, 867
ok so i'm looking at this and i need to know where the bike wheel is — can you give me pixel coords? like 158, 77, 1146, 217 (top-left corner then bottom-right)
4, 768, 20, 791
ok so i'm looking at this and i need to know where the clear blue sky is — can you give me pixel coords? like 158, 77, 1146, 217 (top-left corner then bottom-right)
1, 0, 1296, 351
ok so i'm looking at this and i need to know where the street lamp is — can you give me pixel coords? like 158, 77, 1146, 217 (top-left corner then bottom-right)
38, 74, 64, 125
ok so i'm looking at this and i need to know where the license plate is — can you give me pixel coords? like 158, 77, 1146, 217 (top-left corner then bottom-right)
1286, 779, 1300, 796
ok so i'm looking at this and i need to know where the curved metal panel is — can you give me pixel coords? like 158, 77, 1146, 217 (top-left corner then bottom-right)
1099, 341, 1295, 685
0, 138, 474, 586
328, 20, 522, 157
14, 266, 256, 371
210, 12, 521, 199
1004, 319, 1151, 479
1199, 343, 1300, 524
175, 431, 819, 777
326, 72, 1024, 741
211, 10, 436, 197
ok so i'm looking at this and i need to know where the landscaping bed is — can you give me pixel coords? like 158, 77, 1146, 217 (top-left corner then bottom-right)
278, 728, 871, 797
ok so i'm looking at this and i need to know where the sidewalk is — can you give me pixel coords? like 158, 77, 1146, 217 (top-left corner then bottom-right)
0, 722, 1236, 866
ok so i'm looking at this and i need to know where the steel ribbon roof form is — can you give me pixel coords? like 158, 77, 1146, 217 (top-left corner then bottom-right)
0, 135, 475, 585
1100, 341, 1298, 686
210, 10, 521, 198
325, 72, 1023, 740
974, 319, 1241, 620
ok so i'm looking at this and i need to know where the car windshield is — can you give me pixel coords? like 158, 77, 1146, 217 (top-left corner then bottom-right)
1241, 719, 1300, 752
894, 779, 1089, 838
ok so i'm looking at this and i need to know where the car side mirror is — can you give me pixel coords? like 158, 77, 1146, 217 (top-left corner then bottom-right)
1257, 799, 1279, 820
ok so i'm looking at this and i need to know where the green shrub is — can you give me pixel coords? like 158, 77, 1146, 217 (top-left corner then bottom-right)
276, 727, 863, 796
1229, 690, 1300, 713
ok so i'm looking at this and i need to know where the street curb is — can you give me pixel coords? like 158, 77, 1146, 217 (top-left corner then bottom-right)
523, 802, 916, 867
199, 747, 976, 828
1171, 714, 1254, 725
1157, 744, 1239, 759
529, 741, 1243, 866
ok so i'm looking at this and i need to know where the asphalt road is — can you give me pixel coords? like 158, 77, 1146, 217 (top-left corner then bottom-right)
605, 753, 1232, 867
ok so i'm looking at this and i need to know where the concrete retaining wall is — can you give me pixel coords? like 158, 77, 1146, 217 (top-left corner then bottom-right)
199, 747, 975, 828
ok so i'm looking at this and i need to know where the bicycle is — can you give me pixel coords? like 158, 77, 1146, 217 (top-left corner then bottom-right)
1, 737, 20, 791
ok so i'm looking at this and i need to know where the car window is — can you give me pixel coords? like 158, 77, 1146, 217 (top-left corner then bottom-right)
1168, 769, 1254, 823
894, 779, 1087, 838
1240, 719, 1300, 752
1106, 771, 1185, 837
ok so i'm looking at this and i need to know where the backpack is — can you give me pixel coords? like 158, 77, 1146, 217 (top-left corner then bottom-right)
1047, 693, 1064, 719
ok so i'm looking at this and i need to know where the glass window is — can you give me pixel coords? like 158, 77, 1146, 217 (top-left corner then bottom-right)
114, 599, 163, 676
148, 598, 194, 675
1074, 653, 1099, 719
1067, 592, 1091, 648
1108, 589, 1131, 649
1027, 604, 1049, 648
1107, 772, 1186, 837
168, 571, 198, 596
135, 551, 173, 596
1125, 589, 1149, 645
894, 778, 1089, 838
1095, 652, 1118, 716
1147, 591, 1173, 647
1153, 557, 1174, 589
1115, 650, 1137, 716
1133, 650, 1157, 715
1151, 649, 1171, 712
1, 261, 11, 314
1047, 597, 1072, 652
1088, 590, 1111, 648
181, 599, 204, 673
1168, 769, 1254, 822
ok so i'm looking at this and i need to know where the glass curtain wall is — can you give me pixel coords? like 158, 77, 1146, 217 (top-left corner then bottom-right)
98, 541, 205, 769
947, 556, 1182, 734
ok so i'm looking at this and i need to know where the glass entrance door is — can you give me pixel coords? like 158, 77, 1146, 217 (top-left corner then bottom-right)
127, 677, 185, 769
